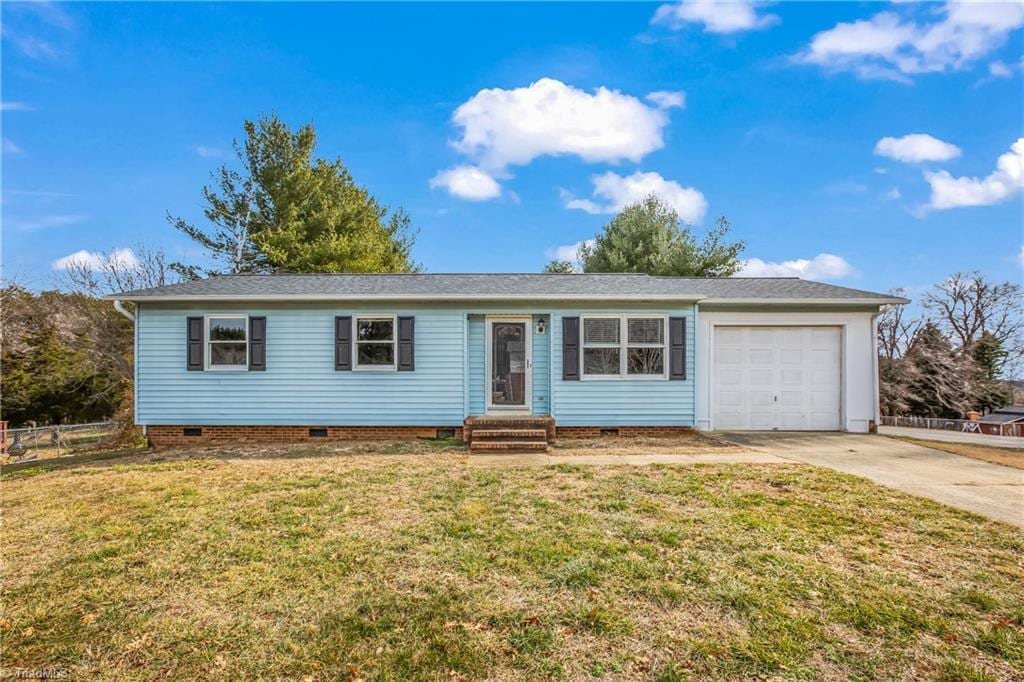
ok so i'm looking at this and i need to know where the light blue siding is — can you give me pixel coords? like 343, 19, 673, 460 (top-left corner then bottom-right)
467, 315, 485, 416
550, 309, 696, 427
136, 304, 465, 426
531, 315, 550, 416
135, 302, 695, 427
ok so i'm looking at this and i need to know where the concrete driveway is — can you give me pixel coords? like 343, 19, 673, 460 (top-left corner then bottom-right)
718, 432, 1024, 528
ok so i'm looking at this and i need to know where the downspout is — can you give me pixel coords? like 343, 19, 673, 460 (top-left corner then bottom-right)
112, 300, 144, 436
870, 310, 881, 433
113, 299, 135, 322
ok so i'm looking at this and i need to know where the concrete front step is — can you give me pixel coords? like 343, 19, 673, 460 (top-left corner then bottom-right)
469, 440, 548, 452
471, 428, 548, 440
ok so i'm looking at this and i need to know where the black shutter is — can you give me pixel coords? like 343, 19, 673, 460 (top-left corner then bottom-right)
669, 317, 686, 380
187, 317, 203, 371
397, 316, 415, 371
335, 316, 352, 370
562, 316, 580, 381
249, 316, 266, 371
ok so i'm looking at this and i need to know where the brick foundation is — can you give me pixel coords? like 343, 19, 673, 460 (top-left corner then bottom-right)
555, 425, 694, 439
147, 425, 463, 448
147, 423, 693, 447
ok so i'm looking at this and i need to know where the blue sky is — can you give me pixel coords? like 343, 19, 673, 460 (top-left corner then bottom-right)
2, 1, 1022, 296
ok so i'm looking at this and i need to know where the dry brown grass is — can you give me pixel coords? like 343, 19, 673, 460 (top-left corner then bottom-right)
2, 443, 1023, 680
552, 432, 741, 457
894, 437, 1024, 470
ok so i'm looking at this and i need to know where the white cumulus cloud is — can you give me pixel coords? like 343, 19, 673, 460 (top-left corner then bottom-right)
798, 2, 1024, 81
448, 78, 677, 171
562, 171, 708, 223
875, 133, 961, 163
645, 90, 686, 109
544, 239, 595, 267
736, 253, 856, 281
429, 165, 502, 201
52, 247, 140, 272
924, 137, 1024, 210
652, 0, 779, 34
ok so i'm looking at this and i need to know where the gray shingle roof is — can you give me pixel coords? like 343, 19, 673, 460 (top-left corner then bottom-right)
109, 273, 908, 304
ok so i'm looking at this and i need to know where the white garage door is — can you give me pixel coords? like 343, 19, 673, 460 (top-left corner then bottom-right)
713, 326, 841, 431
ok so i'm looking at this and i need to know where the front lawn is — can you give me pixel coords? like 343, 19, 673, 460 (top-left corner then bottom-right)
2, 445, 1022, 680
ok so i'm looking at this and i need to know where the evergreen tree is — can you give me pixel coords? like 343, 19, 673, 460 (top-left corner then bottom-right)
969, 332, 1013, 413
170, 114, 418, 277
579, 196, 744, 277
904, 323, 972, 418
543, 259, 576, 273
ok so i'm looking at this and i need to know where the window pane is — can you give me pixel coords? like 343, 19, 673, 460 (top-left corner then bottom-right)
209, 318, 246, 341
583, 347, 620, 375
627, 347, 664, 375
357, 319, 394, 341
628, 318, 663, 345
210, 342, 247, 366
583, 318, 619, 344
357, 343, 395, 366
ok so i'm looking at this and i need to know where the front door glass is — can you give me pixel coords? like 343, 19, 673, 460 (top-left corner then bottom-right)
491, 322, 526, 407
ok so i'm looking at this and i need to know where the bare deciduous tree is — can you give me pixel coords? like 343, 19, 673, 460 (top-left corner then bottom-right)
877, 289, 922, 360
921, 271, 1023, 376
58, 243, 175, 297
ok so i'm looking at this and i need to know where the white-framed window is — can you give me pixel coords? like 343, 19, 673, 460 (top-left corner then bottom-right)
581, 315, 667, 379
354, 315, 397, 370
206, 314, 248, 370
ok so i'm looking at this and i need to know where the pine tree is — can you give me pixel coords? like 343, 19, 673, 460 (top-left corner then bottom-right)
904, 323, 972, 418
579, 196, 744, 277
170, 114, 418, 277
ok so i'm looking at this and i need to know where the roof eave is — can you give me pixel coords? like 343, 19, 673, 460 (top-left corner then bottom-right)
698, 297, 909, 306
107, 293, 709, 302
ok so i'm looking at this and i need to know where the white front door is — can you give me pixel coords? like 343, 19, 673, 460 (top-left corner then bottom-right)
713, 326, 841, 430
486, 317, 532, 414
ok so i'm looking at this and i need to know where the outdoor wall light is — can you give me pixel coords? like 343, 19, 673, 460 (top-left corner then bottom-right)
536, 318, 546, 335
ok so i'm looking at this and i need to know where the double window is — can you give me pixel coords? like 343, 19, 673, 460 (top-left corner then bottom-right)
354, 316, 396, 370
207, 315, 248, 370
581, 315, 667, 378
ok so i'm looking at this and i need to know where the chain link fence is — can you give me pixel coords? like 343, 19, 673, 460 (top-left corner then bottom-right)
1, 421, 117, 463
880, 415, 1023, 438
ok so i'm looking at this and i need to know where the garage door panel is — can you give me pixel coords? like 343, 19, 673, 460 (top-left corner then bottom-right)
780, 349, 802, 364
718, 348, 742, 364
781, 369, 802, 385
713, 325, 841, 431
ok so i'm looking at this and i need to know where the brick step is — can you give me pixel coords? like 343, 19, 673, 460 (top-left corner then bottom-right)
470, 428, 548, 440
469, 440, 548, 452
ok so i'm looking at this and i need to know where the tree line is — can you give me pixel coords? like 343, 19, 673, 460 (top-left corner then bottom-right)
878, 272, 1022, 418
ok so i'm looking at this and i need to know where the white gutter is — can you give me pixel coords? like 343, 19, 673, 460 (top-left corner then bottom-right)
699, 297, 909, 306
113, 299, 135, 321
